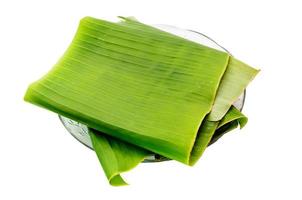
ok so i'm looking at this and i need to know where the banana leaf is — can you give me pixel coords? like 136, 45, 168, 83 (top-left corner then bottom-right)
89, 128, 149, 186
24, 16, 258, 186
208, 57, 259, 121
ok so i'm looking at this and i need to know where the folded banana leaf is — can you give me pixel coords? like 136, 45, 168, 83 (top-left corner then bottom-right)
89, 128, 149, 186
24, 17, 259, 186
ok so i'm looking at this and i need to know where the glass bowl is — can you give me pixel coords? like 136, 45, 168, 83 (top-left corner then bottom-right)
59, 24, 246, 162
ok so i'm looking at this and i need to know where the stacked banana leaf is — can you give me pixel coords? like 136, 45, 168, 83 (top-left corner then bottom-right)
24, 17, 259, 186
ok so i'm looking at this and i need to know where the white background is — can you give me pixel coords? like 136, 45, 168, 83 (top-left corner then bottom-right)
0, 0, 301, 199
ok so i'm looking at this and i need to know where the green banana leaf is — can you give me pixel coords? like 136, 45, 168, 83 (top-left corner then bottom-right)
208, 57, 259, 121
24, 16, 258, 186
209, 106, 248, 145
89, 128, 150, 186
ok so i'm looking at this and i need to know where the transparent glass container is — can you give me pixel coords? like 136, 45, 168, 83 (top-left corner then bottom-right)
59, 24, 246, 162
